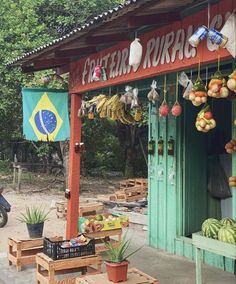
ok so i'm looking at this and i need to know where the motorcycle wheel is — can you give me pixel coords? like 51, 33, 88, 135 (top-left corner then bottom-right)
0, 205, 8, 228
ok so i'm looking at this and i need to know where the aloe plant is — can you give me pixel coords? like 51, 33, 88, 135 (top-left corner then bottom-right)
17, 206, 49, 224
105, 232, 142, 263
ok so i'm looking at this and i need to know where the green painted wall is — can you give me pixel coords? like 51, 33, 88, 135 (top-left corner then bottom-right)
148, 67, 235, 273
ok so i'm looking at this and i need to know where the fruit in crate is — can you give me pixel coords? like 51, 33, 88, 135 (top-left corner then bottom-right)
208, 71, 229, 98
220, 217, 236, 227
95, 214, 103, 221
189, 78, 207, 106
201, 218, 222, 239
195, 105, 216, 132
218, 225, 236, 244
227, 70, 236, 93
225, 139, 236, 154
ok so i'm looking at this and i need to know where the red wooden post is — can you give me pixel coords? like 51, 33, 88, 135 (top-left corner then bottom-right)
66, 93, 82, 239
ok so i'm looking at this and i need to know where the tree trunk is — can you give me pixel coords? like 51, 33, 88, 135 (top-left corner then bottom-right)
60, 140, 70, 188
124, 147, 137, 178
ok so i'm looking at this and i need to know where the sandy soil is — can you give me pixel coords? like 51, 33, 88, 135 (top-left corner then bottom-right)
0, 174, 121, 253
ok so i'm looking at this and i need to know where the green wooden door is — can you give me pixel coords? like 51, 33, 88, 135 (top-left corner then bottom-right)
148, 73, 181, 252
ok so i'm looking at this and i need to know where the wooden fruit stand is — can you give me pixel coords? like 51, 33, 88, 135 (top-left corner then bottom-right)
192, 232, 236, 284
8, 236, 62, 272
76, 268, 158, 284
8, 0, 236, 276
36, 253, 102, 284
86, 228, 122, 254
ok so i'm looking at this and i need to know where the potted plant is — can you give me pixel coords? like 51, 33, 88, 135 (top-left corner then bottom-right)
104, 233, 142, 283
18, 206, 49, 238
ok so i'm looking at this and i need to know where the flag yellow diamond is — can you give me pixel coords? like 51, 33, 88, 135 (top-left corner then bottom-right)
29, 92, 63, 141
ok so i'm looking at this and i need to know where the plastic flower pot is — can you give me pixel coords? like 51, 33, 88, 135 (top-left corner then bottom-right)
26, 222, 44, 238
105, 261, 128, 283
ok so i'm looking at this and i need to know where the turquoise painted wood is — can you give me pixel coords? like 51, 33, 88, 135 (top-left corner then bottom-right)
232, 100, 236, 219
148, 73, 180, 252
148, 67, 235, 273
193, 232, 236, 284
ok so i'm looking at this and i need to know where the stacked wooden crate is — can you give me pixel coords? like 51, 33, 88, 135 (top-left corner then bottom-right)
56, 201, 104, 220
97, 178, 148, 202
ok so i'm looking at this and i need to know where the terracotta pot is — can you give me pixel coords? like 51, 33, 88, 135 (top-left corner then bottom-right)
105, 261, 128, 283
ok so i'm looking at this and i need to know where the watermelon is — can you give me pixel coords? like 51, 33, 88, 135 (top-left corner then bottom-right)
220, 217, 236, 227
201, 218, 222, 239
218, 225, 236, 244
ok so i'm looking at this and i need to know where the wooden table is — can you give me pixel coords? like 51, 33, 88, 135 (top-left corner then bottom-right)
76, 268, 158, 284
192, 232, 236, 284
36, 253, 102, 284
8, 236, 62, 272
86, 229, 122, 253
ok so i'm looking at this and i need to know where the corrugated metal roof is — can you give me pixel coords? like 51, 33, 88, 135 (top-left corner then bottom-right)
7, 0, 152, 66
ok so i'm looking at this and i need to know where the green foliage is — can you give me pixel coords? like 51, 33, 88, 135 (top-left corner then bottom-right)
81, 118, 125, 174
0, 0, 121, 153
17, 206, 50, 224
0, 160, 11, 173
105, 232, 142, 263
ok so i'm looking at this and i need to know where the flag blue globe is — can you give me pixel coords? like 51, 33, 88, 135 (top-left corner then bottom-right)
34, 110, 57, 135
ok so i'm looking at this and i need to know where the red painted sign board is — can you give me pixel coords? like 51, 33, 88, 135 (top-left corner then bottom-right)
69, 0, 235, 94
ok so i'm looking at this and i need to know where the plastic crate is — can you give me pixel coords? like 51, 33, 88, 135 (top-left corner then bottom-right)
43, 235, 95, 260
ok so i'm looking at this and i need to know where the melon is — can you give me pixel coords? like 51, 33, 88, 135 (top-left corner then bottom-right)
220, 217, 236, 227
218, 225, 236, 244
201, 218, 222, 239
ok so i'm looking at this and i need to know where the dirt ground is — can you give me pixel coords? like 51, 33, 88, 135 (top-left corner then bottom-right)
0, 173, 122, 252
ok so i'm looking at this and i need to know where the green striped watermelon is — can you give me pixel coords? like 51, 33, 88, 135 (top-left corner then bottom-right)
201, 218, 222, 239
220, 217, 236, 227
218, 225, 236, 244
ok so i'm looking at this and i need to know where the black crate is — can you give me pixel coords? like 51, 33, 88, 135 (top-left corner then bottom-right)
43, 235, 95, 260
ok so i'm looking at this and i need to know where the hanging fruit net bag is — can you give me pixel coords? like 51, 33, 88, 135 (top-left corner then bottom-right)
195, 104, 216, 132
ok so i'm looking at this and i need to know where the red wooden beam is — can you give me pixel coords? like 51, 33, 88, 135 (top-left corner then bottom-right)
86, 33, 130, 44
128, 12, 180, 28
54, 47, 97, 58
66, 93, 82, 239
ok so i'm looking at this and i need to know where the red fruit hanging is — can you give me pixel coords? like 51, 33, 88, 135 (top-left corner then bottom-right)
159, 102, 169, 117
171, 73, 182, 117
171, 102, 182, 117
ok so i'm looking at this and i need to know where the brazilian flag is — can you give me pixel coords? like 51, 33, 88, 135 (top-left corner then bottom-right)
22, 88, 70, 142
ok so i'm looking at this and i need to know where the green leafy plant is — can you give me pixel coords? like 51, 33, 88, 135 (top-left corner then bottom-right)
17, 206, 50, 224
105, 232, 143, 263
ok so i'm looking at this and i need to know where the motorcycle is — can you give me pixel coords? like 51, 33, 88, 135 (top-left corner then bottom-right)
0, 186, 11, 227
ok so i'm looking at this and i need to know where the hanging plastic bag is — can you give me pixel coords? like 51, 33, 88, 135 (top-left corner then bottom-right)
128, 38, 143, 72
120, 86, 133, 105
78, 100, 87, 118
220, 12, 236, 58
207, 156, 232, 199
178, 72, 193, 100
131, 88, 139, 109
147, 80, 159, 104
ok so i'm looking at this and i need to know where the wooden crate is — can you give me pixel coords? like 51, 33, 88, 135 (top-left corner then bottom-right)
76, 268, 158, 284
36, 253, 102, 284
8, 236, 62, 272
86, 228, 122, 254
56, 201, 104, 219
97, 178, 148, 203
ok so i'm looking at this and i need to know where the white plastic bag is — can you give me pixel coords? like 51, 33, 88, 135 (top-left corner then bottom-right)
131, 88, 139, 109
179, 72, 193, 100
129, 38, 143, 72
147, 80, 159, 104
220, 12, 236, 58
